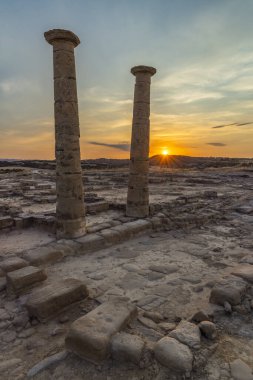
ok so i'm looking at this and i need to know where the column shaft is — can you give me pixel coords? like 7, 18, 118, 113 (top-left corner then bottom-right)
126, 66, 156, 217
45, 29, 86, 238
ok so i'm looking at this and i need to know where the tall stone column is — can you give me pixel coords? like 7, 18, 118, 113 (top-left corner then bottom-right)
44, 29, 86, 238
126, 65, 156, 218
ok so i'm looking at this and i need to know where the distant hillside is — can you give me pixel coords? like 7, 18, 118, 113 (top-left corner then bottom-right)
0, 155, 252, 170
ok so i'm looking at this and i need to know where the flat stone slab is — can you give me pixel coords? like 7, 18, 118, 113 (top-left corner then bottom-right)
169, 320, 201, 349
149, 264, 178, 274
6, 266, 47, 294
65, 297, 137, 363
23, 246, 64, 266
231, 265, 253, 283
209, 276, 248, 306
25, 278, 88, 320
0, 257, 28, 273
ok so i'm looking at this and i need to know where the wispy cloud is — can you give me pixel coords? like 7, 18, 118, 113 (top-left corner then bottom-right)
207, 142, 226, 147
212, 122, 253, 129
88, 141, 130, 152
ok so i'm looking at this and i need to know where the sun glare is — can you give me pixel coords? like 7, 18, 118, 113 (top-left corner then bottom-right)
162, 148, 170, 156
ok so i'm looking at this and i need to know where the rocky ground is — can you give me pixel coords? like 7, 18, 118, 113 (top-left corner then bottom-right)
0, 164, 253, 379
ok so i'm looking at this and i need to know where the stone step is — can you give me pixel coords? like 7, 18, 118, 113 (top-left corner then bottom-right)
23, 246, 64, 266
0, 257, 29, 274
25, 278, 88, 321
65, 297, 137, 363
6, 266, 47, 295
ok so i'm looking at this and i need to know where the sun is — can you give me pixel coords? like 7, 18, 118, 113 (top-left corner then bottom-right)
162, 148, 170, 156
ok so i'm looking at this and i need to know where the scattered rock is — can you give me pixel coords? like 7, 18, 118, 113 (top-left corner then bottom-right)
232, 265, 253, 284
138, 316, 158, 330
149, 264, 178, 275
158, 322, 176, 332
224, 301, 232, 314
154, 336, 193, 373
143, 311, 164, 323
111, 332, 145, 365
169, 320, 201, 349
199, 321, 217, 339
230, 358, 253, 380
27, 351, 68, 377
191, 310, 211, 323
209, 276, 247, 306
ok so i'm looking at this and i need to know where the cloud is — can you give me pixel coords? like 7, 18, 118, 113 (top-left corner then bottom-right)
212, 122, 253, 129
206, 142, 227, 147
88, 141, 130, 152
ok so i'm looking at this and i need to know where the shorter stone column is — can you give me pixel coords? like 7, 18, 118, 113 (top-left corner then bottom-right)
126, 65, 156, 218
44, 29, 86, 238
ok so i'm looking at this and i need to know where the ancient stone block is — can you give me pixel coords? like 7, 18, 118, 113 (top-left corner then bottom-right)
99, 228, 122, 245
6, 266, 47, 294
65, 297, 137, 363
23, 246, 64, 266
0, 257, 28, 274
76, 234, 105, 253
86, 201, 109, 214
111, 332, 145, 365
25, 278, 88, 320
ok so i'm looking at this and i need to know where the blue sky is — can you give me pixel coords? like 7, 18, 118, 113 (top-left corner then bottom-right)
0, 0, 253, 158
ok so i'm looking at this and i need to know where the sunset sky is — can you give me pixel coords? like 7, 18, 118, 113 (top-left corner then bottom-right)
1, 0, 253, 159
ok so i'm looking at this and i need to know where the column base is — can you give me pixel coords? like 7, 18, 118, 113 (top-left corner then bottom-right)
126, 204, 149, 218
56, 218, 86, 239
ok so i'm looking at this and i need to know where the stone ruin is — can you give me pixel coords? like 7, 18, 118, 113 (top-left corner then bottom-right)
0, 28, 253, 380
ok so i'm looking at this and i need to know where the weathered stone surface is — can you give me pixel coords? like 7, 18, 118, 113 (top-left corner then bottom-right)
0, 358, 22, 372
191, 310, 211, 323
0, 257, 28, 273
199, 321, 217, 340
231, 265, 253, 283
23, 246, 63, 266
230, 359, 253, 380
65, 297, 137, 363
111, 220, 151, 240
44, 29, 86, 238
86, 201, 109, 214
6, 266, 47, 294
154, 336, 193, 373
99, 228, 121, 245
25, 278, 88, 320
0, 216, 13, 229
0, 308, 10, 321
27, 350, 68, 377
111, 332, 145, 365
149, 264, 178, 274
76, 234, 105, 253
169, 320, 201, 349
209, 276, 247, 306
126, 65, 156, 218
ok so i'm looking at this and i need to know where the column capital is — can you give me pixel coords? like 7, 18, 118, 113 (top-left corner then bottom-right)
131, 65, 156, 77
44, 29, 80, 47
